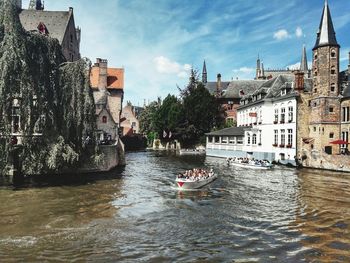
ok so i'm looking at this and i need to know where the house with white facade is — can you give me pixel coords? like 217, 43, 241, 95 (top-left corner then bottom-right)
206, 73, 312, 166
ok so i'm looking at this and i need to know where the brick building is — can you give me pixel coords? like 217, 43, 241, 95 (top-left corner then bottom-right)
120, 102, 143, 136
90, 58, 124, 141
18, 0, 81, 62
297, 1, 350, 171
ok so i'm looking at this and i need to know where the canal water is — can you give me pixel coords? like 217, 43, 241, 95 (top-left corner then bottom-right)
0, 151, 349, 262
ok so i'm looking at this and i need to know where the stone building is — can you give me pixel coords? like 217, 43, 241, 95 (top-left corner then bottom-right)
203, 63, 265, 123
18, 0, 81, 62
297, 0, 350, 171
90, 58, 124, 141
120, 102, 143, 136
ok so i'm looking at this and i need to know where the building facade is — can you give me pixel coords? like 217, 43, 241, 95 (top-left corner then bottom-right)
296, 1, 350, 171
90, 58, 124, 142
18, 0, 81, 62
120, 102, 143, 136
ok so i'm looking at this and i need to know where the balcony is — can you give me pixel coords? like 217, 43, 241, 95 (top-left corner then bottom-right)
272, 144, 278, 147
279, 144, 285, 148
280, 120, 285, 124
273, 121, 278, 124
286, 144, 292, 148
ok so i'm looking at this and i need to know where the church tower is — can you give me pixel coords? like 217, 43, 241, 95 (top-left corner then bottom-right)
202, 60, 207, 84
309, 0, 341, 154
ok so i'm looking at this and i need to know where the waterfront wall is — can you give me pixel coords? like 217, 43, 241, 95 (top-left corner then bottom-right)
78, 139, 126, 173
299, 148, 350, 172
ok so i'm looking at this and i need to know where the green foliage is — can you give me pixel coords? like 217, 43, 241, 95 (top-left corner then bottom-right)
138, 68, 224, 148
0, 1, 97, 175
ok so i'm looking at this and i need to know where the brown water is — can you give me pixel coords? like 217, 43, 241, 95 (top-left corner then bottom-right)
0, 151, 349, 262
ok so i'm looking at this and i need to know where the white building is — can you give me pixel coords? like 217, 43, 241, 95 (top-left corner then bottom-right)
207, 74, 312, 165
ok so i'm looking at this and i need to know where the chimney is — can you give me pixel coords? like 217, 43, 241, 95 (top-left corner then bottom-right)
294, 71, 305, 91
97, 58, 108, 89
216, 73, 222, 97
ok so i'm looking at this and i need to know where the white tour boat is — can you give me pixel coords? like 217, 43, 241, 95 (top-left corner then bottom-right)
176, 170, 217, 189
179, 149, 206, 156
227, 158, 273, 170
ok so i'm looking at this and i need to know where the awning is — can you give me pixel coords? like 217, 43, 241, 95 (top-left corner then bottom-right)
330, 139, 350, 145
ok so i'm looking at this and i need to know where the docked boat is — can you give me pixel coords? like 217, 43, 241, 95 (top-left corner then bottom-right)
176, 169, 217, 189
179, 149, 206, 155
227, 158, 273, 170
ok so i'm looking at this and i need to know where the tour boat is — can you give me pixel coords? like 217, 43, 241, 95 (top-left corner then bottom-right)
176, 172, 217, 189
227, 158, 273, 170
179, 149, 206, 155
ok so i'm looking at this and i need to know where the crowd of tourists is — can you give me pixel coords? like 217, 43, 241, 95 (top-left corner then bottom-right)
177, 168, 214, 181
226, 157, 271, 166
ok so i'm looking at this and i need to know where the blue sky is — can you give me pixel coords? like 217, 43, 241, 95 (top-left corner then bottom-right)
23, 0, 350, 106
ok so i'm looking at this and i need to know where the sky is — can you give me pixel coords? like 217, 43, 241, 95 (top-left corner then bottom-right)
22, 0, 350, 106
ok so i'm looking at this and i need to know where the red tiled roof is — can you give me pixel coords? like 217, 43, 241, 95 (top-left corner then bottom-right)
90, 67, 124, 90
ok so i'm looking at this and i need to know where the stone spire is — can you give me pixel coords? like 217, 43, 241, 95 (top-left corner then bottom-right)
261, 61, 265, 78
313, 0, 339, 50
256, 54, 261, 79
300, 45, 308, 73
202, 60, 207, 84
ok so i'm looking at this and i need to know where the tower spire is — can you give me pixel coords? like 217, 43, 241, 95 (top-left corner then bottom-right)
313, 0, 339, 50
202, 60, 207, 84
29, 0, 44, 10
300, 44, 308, 73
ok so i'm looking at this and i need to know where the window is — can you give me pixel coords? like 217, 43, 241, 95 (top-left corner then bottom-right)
252, 134, 257, 145
274, 109, 278, 123
331, 66, 336, 75
229, 137, 235, 144
342, 107, 350, 122
288, 106, 293, 122
314, 54, 318, 60
237, 138, 243, 144
329, 107, 334, 113
247, 134, 251, 145
288, 129, 293, 146
102, 116, 107, 123
330, 83, 336, 92
222, 137, 228, 144
215, 136, 220, 143
70, 34, 73, 43
280, 130, 285, 146
132, 122, 136, 127
313, 127, 316, 132
329, 132, 334, 139
331, 50, 336, 58
280, 108, 285, 123
341, 132, 349, 149
274, 130, 278, 145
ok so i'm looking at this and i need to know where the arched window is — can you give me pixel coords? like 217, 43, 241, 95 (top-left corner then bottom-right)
102, 116, 107, 123
252, 134, 257, 145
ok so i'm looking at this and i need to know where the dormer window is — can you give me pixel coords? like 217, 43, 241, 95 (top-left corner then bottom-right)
281, 89, 286, 96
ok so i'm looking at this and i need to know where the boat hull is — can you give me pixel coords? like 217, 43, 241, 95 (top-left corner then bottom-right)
176, 174, 217, 189
228, 162, 273, 170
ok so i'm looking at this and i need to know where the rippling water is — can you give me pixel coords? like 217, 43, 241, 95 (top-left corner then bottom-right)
0, 151, 349, 262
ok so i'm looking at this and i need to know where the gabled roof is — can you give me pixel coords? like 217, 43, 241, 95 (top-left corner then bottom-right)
90, 67, 124, 90
19, 9, 72, 44
223, 80, 266, 99
206, 127, 245, 136
313, 0, 339, 50
205, 81, 231, 94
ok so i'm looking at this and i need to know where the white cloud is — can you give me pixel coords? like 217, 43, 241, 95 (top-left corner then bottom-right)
273, 29, 290, 40
153, 56, 191, 78
233, 67, 255, 74
295, 27, 303, 38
